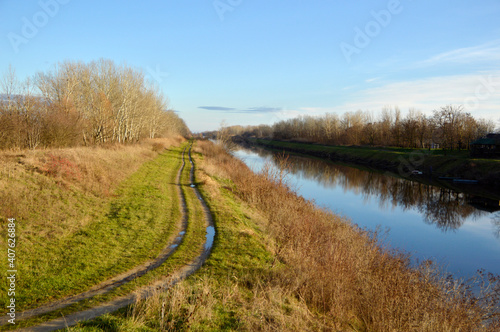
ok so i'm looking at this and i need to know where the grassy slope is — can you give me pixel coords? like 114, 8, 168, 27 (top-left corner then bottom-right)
70, 142, 325, 331
0, 139, 186, 312
85, 140, 498, 332
4, 140, 498, 331
249, 138, 500, 184
6, 142, 219, 331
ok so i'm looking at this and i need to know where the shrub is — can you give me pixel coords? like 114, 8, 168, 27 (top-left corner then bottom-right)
152, 142, 165, 153
43, 154, 82, 181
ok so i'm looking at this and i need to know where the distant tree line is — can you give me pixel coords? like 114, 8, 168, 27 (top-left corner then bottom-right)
212, 105, 496, 150
0, 59, 190, 150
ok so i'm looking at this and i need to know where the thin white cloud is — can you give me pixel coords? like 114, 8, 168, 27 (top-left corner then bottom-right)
239, 106, 283, 113
420, 40, 500, 66
299, 71, 500, 121
198, 106, 283, 113
365, 77, 380, 83
341, 85, 356, 91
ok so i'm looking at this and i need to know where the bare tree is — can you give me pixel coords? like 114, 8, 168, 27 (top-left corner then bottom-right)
322, 112, 339, 144
18, 77, 42, 149
433, 105, 464, 150
0, 65, 20, 148
2, 60, 189, 149
217, 120, 235, 151
235, 105, 493, 153
391, 106, 402, 147
379, 106, 393, 146
401, 108, 420, 148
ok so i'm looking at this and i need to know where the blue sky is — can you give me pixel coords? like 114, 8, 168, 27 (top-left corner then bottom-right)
1, 0, 499, 132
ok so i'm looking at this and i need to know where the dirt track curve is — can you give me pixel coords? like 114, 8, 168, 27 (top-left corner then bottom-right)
6, 143, 215, 332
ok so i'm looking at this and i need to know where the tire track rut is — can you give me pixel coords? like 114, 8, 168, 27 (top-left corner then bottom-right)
7, 143, 214, 331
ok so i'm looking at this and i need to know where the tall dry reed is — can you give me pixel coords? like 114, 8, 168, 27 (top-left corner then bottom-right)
196, 140, 500, 331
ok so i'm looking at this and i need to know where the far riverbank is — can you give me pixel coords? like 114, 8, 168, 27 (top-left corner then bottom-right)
236, 137, 500, 195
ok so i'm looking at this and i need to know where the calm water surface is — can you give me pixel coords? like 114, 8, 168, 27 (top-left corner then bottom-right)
233, 147, 500, 279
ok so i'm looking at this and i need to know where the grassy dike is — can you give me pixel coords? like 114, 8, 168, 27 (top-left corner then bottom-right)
245, 138, 500, 186
0, 140, 187, 309
2, 141, 220, 331
72, 140, 499, 331
69, 141, 325, 331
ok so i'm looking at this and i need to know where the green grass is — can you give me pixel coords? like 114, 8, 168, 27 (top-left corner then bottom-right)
249, 138, 500, 180
14, 140, 497, 331
2, 142, 218, 331
0, 144, 186, 313
61, 140, 500, 331
251, 138, 481, 158
68, 143, 319, 331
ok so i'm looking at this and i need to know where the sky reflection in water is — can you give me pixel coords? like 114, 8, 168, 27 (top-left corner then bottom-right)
233, 148, 500, 279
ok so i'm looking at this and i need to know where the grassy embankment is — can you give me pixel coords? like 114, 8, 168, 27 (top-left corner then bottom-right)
70, 140, 321, 331
246, 138, 500, 186
0, 137, 217, 330
73, 140, 499, 331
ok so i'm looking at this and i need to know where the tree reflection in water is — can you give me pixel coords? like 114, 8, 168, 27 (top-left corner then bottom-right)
492, 212, 500, 239
251, 149, 500, 233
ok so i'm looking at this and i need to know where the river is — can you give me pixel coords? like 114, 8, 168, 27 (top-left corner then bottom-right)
233, 146, 500, 279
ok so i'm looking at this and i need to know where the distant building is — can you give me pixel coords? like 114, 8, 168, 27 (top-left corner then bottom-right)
470, 133, 500, 157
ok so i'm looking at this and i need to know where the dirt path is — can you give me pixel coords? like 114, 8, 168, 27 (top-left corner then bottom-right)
7, 143, 215, 331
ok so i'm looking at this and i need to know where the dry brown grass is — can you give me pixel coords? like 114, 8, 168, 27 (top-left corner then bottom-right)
0, 136, 184, 245
126, 276, 324, 331
195, 140, 500, 331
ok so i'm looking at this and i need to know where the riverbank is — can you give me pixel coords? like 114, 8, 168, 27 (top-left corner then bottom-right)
192, 141, 500, 331
1, 138, 222, 330
1, 140, 499, 330
105, 140, 498, 331
239, 137, 500, 188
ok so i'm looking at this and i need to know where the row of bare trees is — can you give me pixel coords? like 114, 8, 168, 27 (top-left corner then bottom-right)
223, 106, 495, 150
0, 60, 189, 150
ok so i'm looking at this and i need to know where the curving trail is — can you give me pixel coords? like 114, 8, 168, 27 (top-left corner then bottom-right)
10, 143, 215, 332
0, 147, 189, 327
